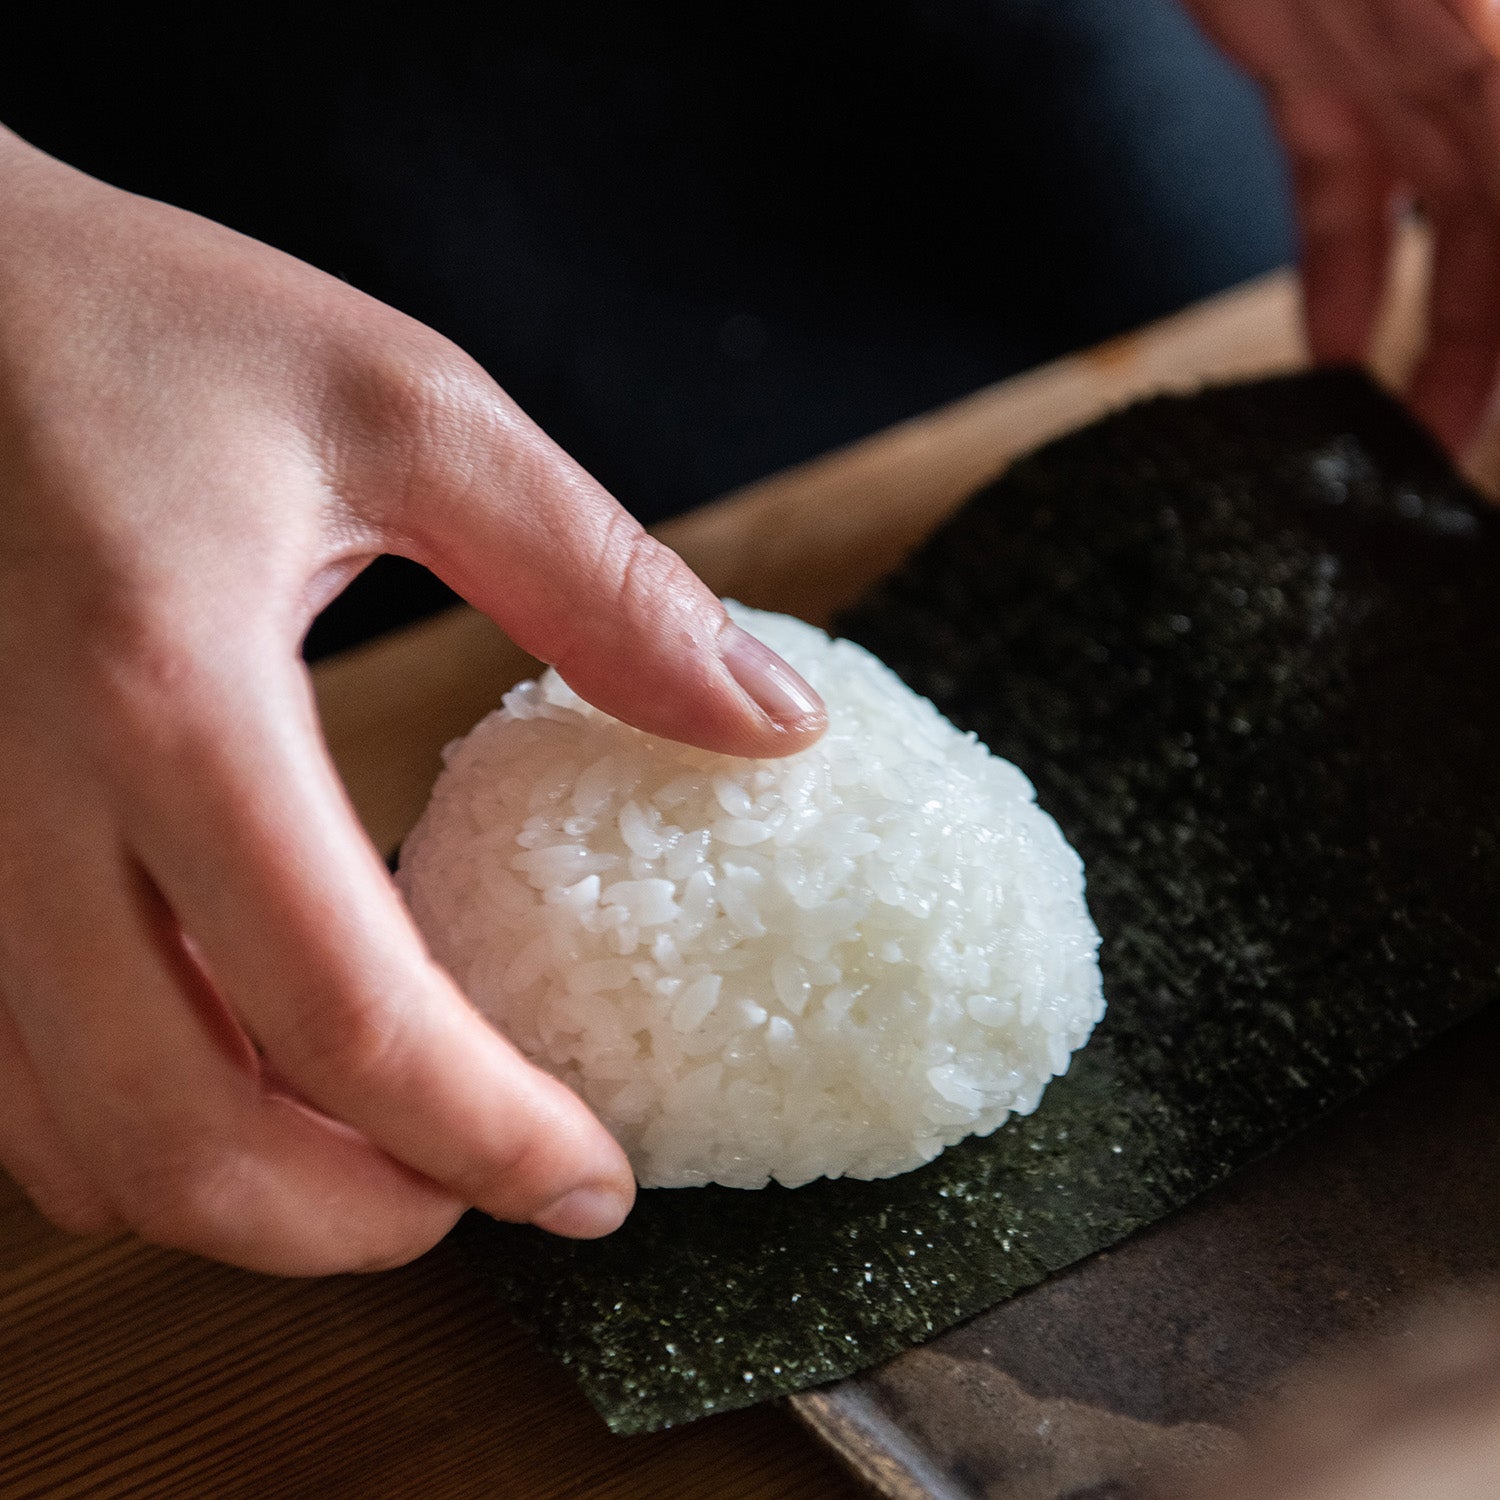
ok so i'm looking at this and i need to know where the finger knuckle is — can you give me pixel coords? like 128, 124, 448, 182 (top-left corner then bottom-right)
446, 1143, 536, 1212
72, 591, 249, 786
547, 522, 697, 687
605, 526, 687, 631
82, 588, 213, 724
337, 337, 509, 533
360, 344, 465, 447
280, 980, 416, 1099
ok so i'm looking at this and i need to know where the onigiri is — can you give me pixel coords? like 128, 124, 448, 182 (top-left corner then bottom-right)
398, 603, 1104, 1189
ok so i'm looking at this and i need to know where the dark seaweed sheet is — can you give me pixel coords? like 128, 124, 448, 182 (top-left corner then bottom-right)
459, 370, 1500, 1434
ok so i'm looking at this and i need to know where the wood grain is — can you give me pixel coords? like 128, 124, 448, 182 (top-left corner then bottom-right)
0, 1171, 860, 1499
4, 221, 1486, 1499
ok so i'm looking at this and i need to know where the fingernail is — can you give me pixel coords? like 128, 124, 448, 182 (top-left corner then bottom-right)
719, 624, 826, 731
532, 1183, 633, 1239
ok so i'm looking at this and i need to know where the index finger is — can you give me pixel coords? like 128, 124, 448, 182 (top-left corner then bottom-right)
1272, 88, 1398, 365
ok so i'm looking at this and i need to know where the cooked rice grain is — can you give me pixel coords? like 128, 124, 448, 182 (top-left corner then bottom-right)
398, 605, 1104, 1189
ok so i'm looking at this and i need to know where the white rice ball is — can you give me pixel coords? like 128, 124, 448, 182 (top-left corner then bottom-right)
398, 604, 1104, 1190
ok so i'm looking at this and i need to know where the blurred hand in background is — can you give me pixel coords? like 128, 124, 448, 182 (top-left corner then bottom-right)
1188, 0, 1500, 455
1193, 1289, 1500, 1500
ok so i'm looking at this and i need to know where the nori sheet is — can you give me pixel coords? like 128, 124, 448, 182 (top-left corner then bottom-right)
459, 369, 1500, 1434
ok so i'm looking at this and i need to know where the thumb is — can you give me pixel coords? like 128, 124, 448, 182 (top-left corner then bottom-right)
394, 379, 826, 759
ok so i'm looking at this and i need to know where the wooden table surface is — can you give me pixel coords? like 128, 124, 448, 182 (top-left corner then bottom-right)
2, 226, 1479, 1499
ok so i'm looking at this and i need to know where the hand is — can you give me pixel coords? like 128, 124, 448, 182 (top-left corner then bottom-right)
0, 128, 825, 1275
1186, 0, 1500, 455
1196, 1292, 1500, 1500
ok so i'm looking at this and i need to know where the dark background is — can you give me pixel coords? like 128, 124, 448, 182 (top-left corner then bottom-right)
1, 2, 1293, 655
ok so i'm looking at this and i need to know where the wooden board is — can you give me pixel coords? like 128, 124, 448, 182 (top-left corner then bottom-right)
7, 223, 1497, 1498
0, 1186, 858, 1500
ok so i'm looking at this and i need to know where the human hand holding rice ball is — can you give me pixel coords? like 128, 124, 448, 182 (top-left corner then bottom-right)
0, 127, 1096, 1275
0, 127, 828, 1274
401, 604, 1104, 1191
